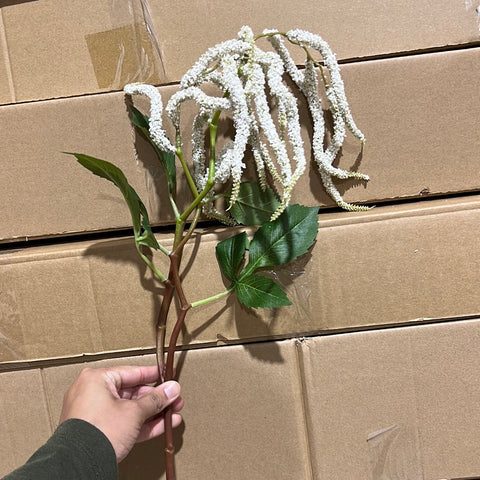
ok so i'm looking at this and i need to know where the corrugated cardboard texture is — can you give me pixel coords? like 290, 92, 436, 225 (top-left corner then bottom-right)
3, 319, 480, 478
0, 369, 52, 473
150, 0, 480, 83
300, 320, 480, 479
1, 341, 310, 478
1, 48, 479, 242
1, 196, 479, 365
0, 0, 479, 103
0, 0, 164, 104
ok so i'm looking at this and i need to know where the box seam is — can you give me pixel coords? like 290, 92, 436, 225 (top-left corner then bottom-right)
85, 257, 107, 353
294, 338, 315, 480
39, 368, 56, 435
0, 9, 15, 103
317, 197, 480, 228
406, 329, 426, 480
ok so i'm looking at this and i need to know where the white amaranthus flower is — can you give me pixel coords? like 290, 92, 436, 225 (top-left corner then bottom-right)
205, 55, 251, 205
126, 26, 370, 221
267, 29, 369, 211
165, 86, 230, 131
180, 38, 252, 89
124, 83, 175, 154
285, 29, 365, 142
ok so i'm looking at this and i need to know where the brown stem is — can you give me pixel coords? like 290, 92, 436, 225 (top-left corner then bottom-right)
162, 105, 218, 477
162, 248, 192, 480
163, 407, 176, 480
155, 279, 175, 384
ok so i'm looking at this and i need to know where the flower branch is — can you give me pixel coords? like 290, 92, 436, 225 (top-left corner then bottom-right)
66, 25, 371, 480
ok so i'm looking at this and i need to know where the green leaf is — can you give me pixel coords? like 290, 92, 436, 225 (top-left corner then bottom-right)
216, 231, 249, 281
235, 274, 292, 308
67, 152, 160, 250
130, 188, 161, 250
228, 182, 281, 226
240, 204, 318, 278
129, 105, 176, 194
129, 104, 150, 130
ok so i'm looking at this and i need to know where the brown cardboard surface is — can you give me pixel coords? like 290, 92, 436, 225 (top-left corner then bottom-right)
1, 195, 479, 365
41, 342, 309, 479
1, 48, 479, 242
0, 87, 183, 243
150, 0, 480, 83
3, 320, 480, 478
1, 0, 479, 104
0, 0, 164, 104
300, 320, 480, 479
0, 369, 52, 475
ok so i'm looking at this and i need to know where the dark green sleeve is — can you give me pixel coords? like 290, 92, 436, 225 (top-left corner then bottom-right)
2, 419, 118, 480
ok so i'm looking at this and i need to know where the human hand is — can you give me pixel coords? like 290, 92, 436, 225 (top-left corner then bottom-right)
59, 365, 183, 462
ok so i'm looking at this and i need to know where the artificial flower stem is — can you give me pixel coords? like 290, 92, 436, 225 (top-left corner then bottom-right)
169, 192, 181, 220
135, 244, 167, 282
172, 207, 202, 256
175, 132, 198, 198
178, 107, 220, 223
163, 249, 192, 480
191, 285, 234, 308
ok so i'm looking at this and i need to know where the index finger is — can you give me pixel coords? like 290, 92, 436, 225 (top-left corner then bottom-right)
104, 365, 160, 389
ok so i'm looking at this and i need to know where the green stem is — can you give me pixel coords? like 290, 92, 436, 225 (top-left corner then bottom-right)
169, 192, 180, 220
191, 284, 234, 308
173, 207, 202, 255
175, 131, 198, 198
254, 30, 287, 41
173, 218, 186, 249
178, 108, 221, 223
135, 244, 167, 282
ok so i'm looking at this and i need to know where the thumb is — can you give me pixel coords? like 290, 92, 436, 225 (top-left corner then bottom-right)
135, 381, 181, 420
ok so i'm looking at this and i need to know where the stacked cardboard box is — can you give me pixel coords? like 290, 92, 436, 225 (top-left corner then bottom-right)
1, 1, 479, 478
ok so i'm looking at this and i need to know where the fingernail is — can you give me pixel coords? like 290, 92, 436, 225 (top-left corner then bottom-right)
164, 381, 180, 400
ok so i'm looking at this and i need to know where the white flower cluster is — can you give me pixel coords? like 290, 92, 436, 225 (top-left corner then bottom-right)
267, 29, 369, 211
123, 83, 176, 154
124, 25, 369, 221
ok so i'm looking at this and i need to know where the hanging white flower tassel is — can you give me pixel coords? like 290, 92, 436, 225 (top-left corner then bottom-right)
124, 83, 176, 154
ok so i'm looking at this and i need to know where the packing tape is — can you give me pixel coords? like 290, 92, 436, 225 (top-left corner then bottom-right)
85, 0, 166, 90
264, 266, 310, 318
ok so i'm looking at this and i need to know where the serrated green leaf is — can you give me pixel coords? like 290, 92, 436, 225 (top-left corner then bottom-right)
216, 231, 249, 281
235, 274, 292, 308
228, 182, 281, 226
129, 105, 176, 194
239, 204, 318, 278
67, 152, 160, 250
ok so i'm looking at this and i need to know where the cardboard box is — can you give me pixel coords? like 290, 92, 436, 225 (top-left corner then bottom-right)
1, 0, 479, 104
0, 0, 164, 105
3, 318, 480, 478
150, 0, 480, 84
1, 195, 479, 365
1, 2, 479, 478
1, 47, 479, 243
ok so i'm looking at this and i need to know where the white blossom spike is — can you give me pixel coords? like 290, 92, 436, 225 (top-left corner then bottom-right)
285, 29, 365, 142
166, 87, 230, 130
266, 29, 369, 210
124, 83, 175, 154
126, 26, 371, 223
180, 39, 252, 89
